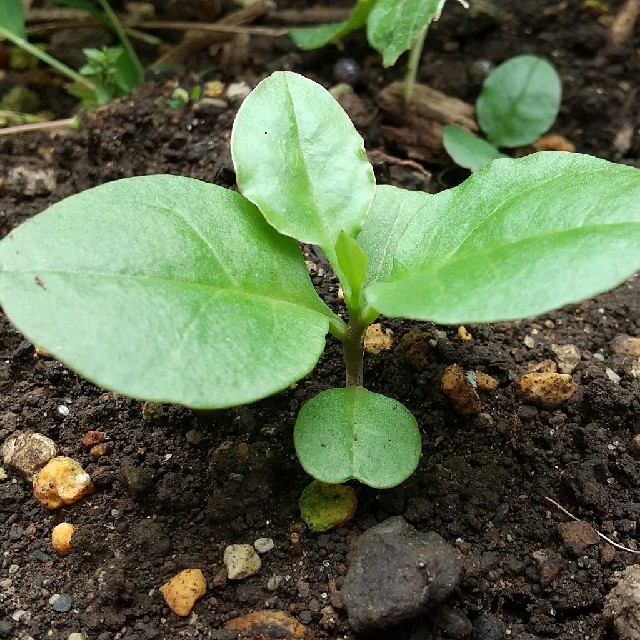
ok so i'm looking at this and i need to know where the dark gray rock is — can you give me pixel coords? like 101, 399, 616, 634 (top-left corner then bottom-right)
472, 614, 505, 640
340, 516, 463, 633
432, 606, 473, 638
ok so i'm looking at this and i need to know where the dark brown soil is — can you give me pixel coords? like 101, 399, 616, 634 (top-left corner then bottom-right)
1, 1, 639, 639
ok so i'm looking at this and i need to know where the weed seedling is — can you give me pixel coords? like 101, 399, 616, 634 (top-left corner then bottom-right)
290, 0, 466, 104
444, 55, 562, 171
1, 72, 639, 489
0, 0, 144, 109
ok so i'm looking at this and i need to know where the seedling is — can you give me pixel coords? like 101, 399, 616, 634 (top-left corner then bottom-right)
290, 0, 465, 104
1, 72, 639, 489
0, 0, 144, 109
444, 55, 562, 172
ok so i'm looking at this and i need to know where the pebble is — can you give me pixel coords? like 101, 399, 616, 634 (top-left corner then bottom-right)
431, 605, 473, 638
299, 481, 357, 533
80, 430, 105, 447
611, 334, 640, 356
364, 323, 394, 354
225, 610, 313, 639
254, 537, 274, 554
628, 435, 640, 460
32, 456, 94, 509
49, 593, 73, 612
515, 372, 577, 408
186, 429, 204, 445
606, 367, 622, 384
160, 568, 207, 617
472, 614, 505, 640
557, 521, 600, 555
550, 343, 581, 374
193, 98, 228, 116
604, 564, 640, 639
441, 364, 481, 416
224, 544, 262, 580
89, 441, 114, 460
68, 634, 87, 640
226, 82, 251, 105
469, 59, 495, 84
333, 58, 361, 84
12, 609, 30, 622
52, 522, 75, 554
1, 431, 57, 479
341, 516, 463, 633
532, 548, 564, 587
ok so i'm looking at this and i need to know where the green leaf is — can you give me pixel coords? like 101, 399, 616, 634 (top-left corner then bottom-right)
289, 0, 375, 50
443, 124, 508, 172
477, 55, 561, 148
364, 152, 640, 324
231, 71, 375, 279
294, 387, 421, 489
0, 0, 26, 39
335, 231, 367, 310
357, 184, 430, 288
367, 0, 444, 67
0, 176, 335, 409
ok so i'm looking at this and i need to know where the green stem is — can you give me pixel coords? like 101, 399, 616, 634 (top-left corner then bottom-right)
343, 319, 367, 387
98, 0, 145, 82
404, 27, 427, 106
0, 26, 95, 90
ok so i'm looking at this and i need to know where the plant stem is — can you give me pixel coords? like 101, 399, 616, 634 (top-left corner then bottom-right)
98, 0, 145, 81
404, 27, 427, 106
0, 26, 96, 90
343, 320, 367, 387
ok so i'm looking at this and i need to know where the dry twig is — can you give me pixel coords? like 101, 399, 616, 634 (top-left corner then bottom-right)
545, 496, 640, 555
610, 0, 640, 46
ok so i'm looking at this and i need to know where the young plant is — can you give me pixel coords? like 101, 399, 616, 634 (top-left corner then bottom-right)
1, 72, 639, 489
444, 55, 562, 172
290, 0, 463, 104
0, 0, 144, 109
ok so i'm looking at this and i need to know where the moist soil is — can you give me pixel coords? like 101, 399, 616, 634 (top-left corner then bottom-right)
1, 1, 640, 638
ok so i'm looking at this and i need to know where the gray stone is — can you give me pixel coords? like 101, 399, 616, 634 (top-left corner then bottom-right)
604, 564, 640, 640
49, 593, 73, 613
431, 606, 473, 638
472, 614, 505, 640
340, 516, 463, 633
1, 431, 57, 479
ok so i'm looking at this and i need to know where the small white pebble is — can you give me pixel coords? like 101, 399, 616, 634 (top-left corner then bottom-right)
606, 368, 621, 384
254, 537, 274, 554
57, 405, 69, 416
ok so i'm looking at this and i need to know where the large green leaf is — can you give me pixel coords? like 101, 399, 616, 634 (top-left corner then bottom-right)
367, 0, 444, 67
294, 387, 421, 489
364, 152, 640, 324
0, 176, 334, 409
0, 0, 26, 39
231, 71, 375, 276
357, 184, 430, 287
443, 124, 507, 172
289, 0, 375, 50
477, 55, 561, 148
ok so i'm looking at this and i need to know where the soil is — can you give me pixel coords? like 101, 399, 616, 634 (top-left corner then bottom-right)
1, 1, 640, 639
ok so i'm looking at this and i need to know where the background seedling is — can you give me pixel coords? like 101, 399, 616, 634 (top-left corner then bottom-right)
290, 0, 465, 104
0, 0, 144, 108
444, 54, 562, 171
1, 72, 639, 490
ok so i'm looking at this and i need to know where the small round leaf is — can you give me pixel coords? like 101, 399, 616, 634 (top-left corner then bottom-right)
477, 55, 561, 148
294, 387, 421, 489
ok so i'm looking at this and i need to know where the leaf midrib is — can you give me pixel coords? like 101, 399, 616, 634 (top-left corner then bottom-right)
390, 220, 640, 283
3, 268, 330, 319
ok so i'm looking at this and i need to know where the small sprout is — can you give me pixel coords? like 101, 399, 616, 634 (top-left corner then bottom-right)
1, 72, 640, 491
444, 55, 562, 171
